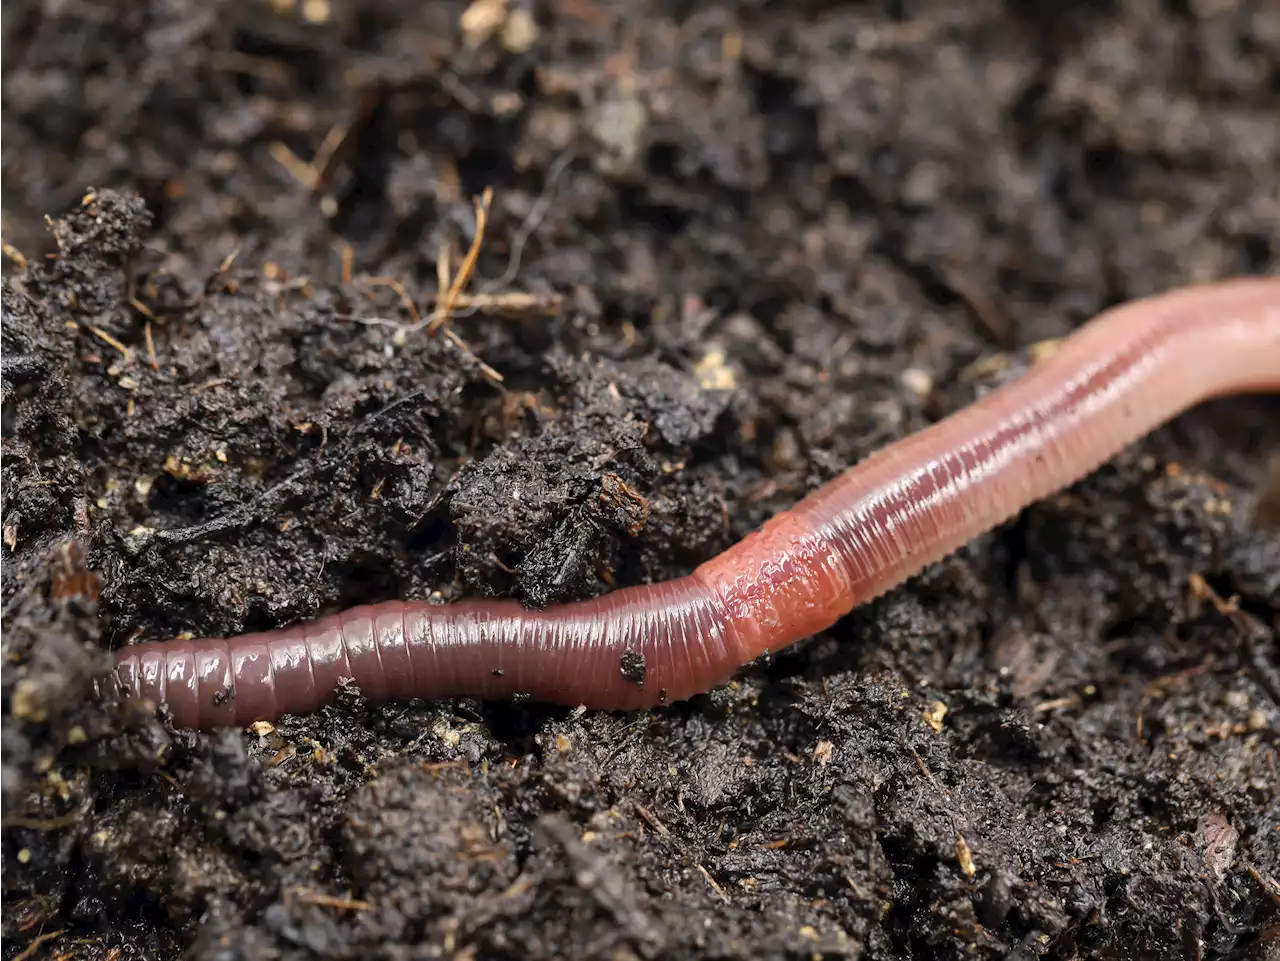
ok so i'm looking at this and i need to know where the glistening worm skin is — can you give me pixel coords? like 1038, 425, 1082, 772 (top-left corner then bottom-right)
113, 278, 1280, 729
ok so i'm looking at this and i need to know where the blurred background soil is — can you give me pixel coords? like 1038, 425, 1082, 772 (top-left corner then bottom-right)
3, 1, 1280, 958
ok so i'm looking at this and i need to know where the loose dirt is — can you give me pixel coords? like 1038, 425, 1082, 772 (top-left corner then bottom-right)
3, 2, 1279, 958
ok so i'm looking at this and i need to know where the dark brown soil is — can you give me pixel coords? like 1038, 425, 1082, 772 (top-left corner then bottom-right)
3, 2, 1279, 959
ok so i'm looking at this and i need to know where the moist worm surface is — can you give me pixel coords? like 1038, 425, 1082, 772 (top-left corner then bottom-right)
112, 278, 1280, 729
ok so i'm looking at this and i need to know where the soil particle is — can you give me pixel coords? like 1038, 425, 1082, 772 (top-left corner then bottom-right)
4, 2, 1280, 960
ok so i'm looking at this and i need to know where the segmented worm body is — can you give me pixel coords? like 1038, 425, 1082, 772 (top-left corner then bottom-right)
115, 278, 1280, 729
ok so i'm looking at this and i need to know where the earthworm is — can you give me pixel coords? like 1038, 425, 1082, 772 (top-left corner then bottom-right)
113, 278, 1280, 730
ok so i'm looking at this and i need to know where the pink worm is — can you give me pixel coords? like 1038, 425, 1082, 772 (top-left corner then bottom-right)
113, 278, 1280, 729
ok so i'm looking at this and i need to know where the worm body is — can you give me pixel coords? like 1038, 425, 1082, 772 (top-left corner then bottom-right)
115, 278, 1280, 729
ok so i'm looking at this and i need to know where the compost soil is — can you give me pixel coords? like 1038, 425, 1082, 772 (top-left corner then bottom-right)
3, 2, 1280, 959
